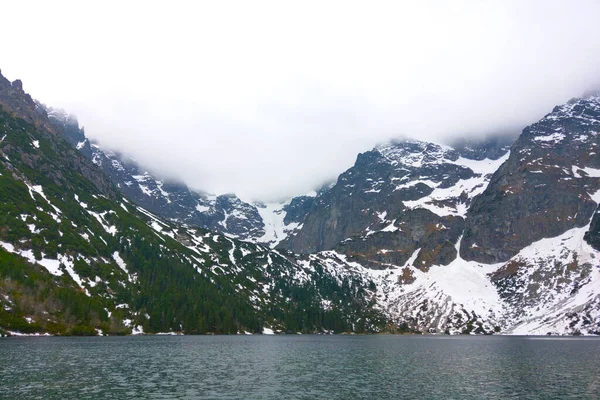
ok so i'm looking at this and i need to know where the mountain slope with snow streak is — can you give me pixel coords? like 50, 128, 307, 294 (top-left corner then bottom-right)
0, 71, 386, 336
278, 137, 512, 274
306, 211, 600, 335
6, 69, 600, 336
463, 93, 600, 263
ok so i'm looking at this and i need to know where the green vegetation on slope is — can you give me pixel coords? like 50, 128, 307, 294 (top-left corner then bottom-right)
0, 105, 386, 336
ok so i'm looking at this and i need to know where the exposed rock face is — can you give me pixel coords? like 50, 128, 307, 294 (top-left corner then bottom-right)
88, 144, 267, 240
282, 195, 316, 227
39, 106, 269, 241
279, 138, 511, 270
462, 95, 600, 263
0, 73, 117, 198
45, 107, 93, 158
585, 206, 600, 251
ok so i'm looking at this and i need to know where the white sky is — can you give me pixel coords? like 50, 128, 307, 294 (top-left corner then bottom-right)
2, 0, 600, 201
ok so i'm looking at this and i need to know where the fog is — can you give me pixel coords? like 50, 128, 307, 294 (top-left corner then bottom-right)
2, 1, 600, 201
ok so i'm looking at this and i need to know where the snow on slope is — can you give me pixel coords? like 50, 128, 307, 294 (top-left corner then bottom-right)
254, 202, 287, 247
361, 237, 506, 334
306, 210, 600, 335
303, 250, 500, 333
379, 221, 599, 335
403, 152, 510, 217
251, 197, 306, 247
501, 222, 600, 335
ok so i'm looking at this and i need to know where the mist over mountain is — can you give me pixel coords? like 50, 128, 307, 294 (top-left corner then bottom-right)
2, 59, 600, 337
3, 1, 600, 200
4, 6, 600, 400
2, 1, 600, 339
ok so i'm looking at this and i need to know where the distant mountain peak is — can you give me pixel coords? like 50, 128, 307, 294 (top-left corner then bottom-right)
546, 93, 600, 122
376, 139, 459, 167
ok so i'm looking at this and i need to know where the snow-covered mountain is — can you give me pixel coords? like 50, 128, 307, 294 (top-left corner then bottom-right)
5, 68, 600, 336
50, 93, 600, 335
277, 137, 513, 268
38, 111, 331, 248
0, 72, 385, 336
276, 94, 600, 335
43, 108, 330, 248
462, 94, 600, 262
43, 108, 270, 241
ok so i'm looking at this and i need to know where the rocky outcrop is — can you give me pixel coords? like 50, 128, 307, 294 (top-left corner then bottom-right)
0, 71, 118, 199
38, 104, 269, 241
584, 206, 600, 251
0, 73, 47, 129
44, 107, 93, 158
282, 195, 316, 227
279, 138, 511, 270
462, 95, 600, 263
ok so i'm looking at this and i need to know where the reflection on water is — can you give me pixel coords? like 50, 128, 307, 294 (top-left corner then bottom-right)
1, 335, 599, 399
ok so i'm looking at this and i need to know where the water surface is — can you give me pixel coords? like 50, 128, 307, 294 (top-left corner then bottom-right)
1, 335, 599, 399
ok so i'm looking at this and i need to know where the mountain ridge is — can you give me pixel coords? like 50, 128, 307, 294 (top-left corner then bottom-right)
0, 72, 387, 336
1, 69, 599, 336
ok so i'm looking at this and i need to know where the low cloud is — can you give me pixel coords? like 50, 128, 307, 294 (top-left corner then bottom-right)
3, 1, 600, 200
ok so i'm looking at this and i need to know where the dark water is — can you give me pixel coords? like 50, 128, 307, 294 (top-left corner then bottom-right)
1, 335, 599, 399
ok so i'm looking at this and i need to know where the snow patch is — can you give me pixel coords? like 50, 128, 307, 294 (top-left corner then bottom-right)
255, 202, 289, 247
533, 133, 566, 144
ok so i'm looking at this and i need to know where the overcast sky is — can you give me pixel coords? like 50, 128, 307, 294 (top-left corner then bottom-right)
2, 1, 600, 201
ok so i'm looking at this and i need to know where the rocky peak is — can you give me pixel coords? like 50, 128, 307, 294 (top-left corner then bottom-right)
377, 139, 460, 167
0, 71, 117, 197
462, 94, 600, 263
0, 72, 49, 130
11, 79, 23, 91
45, 106, 80, 127
547, 94, 600, 123
279, 137, 510, 271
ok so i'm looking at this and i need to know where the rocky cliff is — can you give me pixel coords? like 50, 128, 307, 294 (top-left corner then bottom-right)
462, 94, 600, 263
3, 68, 600, 336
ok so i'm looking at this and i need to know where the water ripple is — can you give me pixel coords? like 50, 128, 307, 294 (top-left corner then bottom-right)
1, 335, 599, 399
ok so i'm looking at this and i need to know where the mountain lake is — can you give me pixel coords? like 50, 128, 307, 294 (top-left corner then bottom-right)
1, 335, 599, 399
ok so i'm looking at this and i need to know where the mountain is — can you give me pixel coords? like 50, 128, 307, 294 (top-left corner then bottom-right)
0, 72, 386, 336
278, 138, 512, 268
462, 95, 600, 262
40, 107, 269, 242
41, 108, 343, 248
2, 68, 599, 336
276, 95, 600, 335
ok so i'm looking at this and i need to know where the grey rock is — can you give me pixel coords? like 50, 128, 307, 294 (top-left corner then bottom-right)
41, 109, 268, 240
279, 138, 509, 269
584, 206, 600, 251
462, 95, 600, 263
